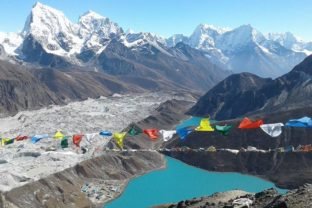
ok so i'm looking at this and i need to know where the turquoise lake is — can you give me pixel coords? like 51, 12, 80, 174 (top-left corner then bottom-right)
105, 156, 286, 208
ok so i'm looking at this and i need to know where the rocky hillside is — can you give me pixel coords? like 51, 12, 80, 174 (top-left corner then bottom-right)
155, 184, 312, 208
0, 60, 146, 116
188, 55, 312, 119
0, 60, 62, 115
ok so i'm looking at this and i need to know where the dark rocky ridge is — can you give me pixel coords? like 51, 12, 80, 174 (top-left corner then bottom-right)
164, 106, 312, 189
155, 184, 312, 208
188, 55, 312, 119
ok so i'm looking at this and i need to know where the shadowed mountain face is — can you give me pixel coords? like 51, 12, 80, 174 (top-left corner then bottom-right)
0, 60, 157, 116
0, 61, 62, 115
97, 41, 230, 91
188, 55, 312, 120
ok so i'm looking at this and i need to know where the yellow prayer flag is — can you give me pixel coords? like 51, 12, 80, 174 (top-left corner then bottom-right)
195, 118, 214, 132
113, 132, 127, 149
54, 131, 65, 140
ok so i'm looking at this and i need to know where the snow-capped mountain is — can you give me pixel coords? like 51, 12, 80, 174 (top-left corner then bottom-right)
189, 24, 228, 50
78, 11, 123, 55
0, 32, 23, 56
215, 25, 265, 51
0, 2, 310, 79
168, 24, 310, 77
3, 2, 172, 67
121, 32, 170, 56
22, 2, 82, 56
166, 34, 189, 48
0, 2, 230, 93
79, 11, 123, 39
267, 32, 312, 55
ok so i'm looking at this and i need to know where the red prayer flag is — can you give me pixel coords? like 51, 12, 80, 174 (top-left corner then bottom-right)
238, 117, 264, 129
15, 135, 28, 141
143, 129, 159, 140
73, 134, 84, 147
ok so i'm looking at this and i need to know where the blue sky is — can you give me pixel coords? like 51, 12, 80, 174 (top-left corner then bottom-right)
0, 0, 312, 40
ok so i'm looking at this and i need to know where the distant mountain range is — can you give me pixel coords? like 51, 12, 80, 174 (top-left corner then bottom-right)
0, 3, 312, 77
189, 55, 312, 120
0, 2, 311, 78
0, 2, 230, 93
167, 24, 311, 77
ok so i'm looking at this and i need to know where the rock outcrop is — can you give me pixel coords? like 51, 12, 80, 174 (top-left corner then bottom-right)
154, 184, 312, 208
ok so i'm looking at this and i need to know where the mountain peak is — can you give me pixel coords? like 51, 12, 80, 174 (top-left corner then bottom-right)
234, 24, 260, 36
22, 1, 81, 56
267, 32, 302, 49
197, 24, 228, 34
80, 10, 106, 20
216, 24, 265, 50
33, 1, 42, 8
78, 9, 123, 44
268, 32, 298, 41
31, 1, 64, 17
125, 28, 135, 34
23, 1, 76, 35
188, 23, 226, 50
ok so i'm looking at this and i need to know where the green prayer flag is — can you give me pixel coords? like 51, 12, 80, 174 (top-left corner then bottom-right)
215, 125, 232, 136
61, 138, 69, 148
128, 125, 143, 136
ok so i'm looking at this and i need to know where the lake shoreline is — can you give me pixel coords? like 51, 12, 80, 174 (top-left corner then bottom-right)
105, 155, 283, 208
101, 154, 167, 207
